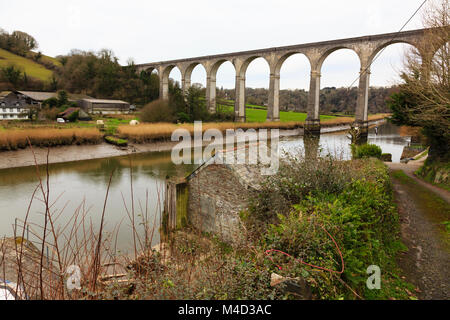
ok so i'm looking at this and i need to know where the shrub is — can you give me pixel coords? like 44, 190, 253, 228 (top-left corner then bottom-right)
353, 144, 382, 159
141, 100, 176, 123
67, 110, 79, 122
416, 158, 450, 190
246, 156, 355, 235
246, 158, 411, 299
40, 107, 60, 120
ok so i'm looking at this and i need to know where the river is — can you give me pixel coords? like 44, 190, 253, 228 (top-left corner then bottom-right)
0, 122, 411, 254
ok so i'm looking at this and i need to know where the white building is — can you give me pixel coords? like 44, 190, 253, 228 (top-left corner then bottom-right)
0, 91, 28, 120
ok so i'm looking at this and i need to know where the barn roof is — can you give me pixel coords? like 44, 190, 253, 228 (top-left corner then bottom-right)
0, 91, 12, 98
16, 91, 93, 102
16, 91, 56, 101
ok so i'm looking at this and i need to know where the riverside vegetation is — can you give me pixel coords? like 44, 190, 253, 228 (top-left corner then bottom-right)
1, 151, 416, 300
100, 156, 416, 300
0, 112, 388, 151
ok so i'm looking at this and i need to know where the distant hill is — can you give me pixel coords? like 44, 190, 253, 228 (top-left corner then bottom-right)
0, 48, 56, 82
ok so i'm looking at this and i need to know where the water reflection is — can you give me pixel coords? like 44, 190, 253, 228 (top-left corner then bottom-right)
281, 122, 410, 163
0, 152, 196, 254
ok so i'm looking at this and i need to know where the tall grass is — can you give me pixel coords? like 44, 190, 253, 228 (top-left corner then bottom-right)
0, 128, 102, 151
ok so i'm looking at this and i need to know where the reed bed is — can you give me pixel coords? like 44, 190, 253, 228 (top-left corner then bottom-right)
0, 128, 103, 151
118, 114, 390, 143
118, 122, 302, 143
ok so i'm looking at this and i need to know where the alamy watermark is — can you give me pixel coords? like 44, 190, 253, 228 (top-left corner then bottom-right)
170, 121, 280, 176
366, 265, 381, 290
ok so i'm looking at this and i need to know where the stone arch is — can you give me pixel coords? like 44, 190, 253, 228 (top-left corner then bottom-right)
317, 46, 360, 71
183, 62, 203, 79
271, 51, 312, 116
205, 59, 235, 114
233, 55, 271, 122
306, 45, 362, 124
161, 64, 181, 82
236, 55, 270, 78
142, 66, 158, 75
180, 62, 207, 94
159, 64, 182, 100
369, 39, 421, 64
274, 51, 312, 76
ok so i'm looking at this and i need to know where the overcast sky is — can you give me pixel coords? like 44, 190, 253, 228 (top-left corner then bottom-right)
0, 0, 427, 89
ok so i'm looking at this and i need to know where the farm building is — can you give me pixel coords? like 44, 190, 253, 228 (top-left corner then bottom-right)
78, 98, 130, 114
14, 91, 92, 107
15, 91, 56, 106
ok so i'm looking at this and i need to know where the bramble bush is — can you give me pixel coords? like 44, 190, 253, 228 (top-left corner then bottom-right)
244, 158, 412, 299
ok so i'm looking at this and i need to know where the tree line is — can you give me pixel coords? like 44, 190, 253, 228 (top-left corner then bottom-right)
218, 86, 398, 115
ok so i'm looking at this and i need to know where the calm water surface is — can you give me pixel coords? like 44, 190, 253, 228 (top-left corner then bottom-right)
0, 122, 411, 253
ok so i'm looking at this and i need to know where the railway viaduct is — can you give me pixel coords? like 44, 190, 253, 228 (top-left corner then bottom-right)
136, 28, 429, 131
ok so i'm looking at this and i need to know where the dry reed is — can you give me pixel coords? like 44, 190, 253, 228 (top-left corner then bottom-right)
0, 128, 103, 151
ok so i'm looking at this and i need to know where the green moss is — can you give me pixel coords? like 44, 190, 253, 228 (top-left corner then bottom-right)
104, 136, 128, 146
176, 183, 188, 229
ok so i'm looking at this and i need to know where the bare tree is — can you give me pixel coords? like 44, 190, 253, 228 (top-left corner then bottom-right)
390, 0, 450, 159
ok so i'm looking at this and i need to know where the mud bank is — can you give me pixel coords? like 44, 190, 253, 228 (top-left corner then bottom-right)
0, 119, 385, 170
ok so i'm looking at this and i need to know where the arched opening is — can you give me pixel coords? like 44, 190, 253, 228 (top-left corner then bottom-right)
243, 57, 270, 122
214, 61, 235, 118
369, 43, 418, 114
167, 66, 182, 89
320, 48, 361, 116
190, 64, 207, 90
141, 67, 160, 103
278, 53, 311, 117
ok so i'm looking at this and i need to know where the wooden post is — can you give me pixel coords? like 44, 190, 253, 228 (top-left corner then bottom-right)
163, 178, 188, 234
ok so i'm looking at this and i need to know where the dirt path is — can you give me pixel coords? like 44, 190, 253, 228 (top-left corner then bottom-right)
388, 159, 450, 204
387, 160, 450, 300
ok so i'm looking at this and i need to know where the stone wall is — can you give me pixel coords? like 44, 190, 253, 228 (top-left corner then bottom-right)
187, 164, 248, 244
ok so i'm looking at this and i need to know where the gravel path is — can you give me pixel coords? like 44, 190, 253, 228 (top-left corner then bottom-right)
388, 160, 450, 300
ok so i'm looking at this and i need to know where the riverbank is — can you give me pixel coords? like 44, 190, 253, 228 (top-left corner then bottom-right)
104, 158, 415, 300
0, 118, 386, 170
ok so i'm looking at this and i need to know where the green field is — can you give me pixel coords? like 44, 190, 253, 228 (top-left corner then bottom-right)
0, 48, 54, 81
29, 51, 62, 67
247, 108, 336, 122
221, 104, 336, 122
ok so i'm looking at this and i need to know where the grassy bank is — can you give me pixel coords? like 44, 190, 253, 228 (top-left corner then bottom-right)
416, 159, 450, 192
0, 127, 102, 150
0, 48, 54, 81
